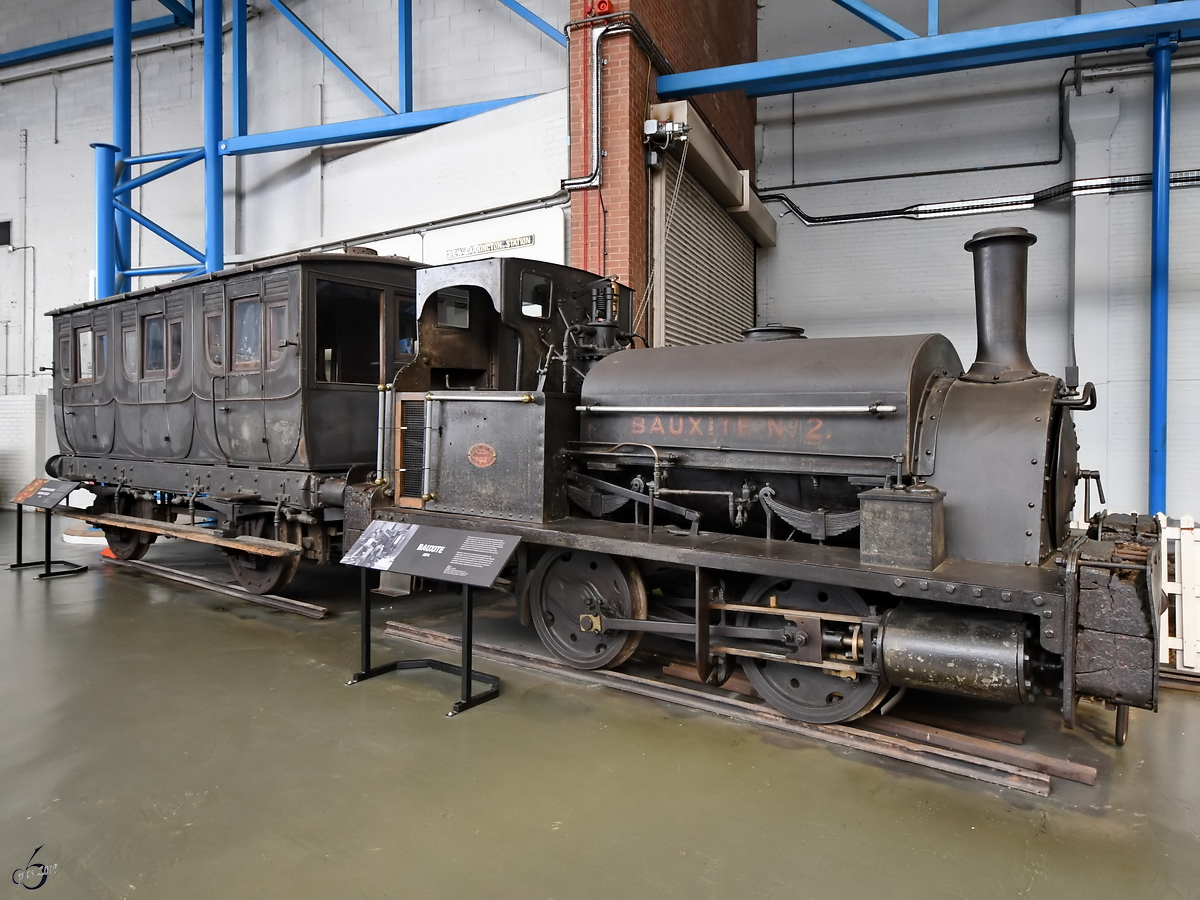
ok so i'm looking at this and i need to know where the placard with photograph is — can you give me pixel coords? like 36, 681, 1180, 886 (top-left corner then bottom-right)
342, 521, 520, 588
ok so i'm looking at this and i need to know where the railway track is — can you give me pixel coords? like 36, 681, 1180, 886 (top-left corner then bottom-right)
103, 557, 329, 619
383, 620, 1099, 796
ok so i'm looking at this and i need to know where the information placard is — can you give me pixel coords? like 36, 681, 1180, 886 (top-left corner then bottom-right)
11, 478, 79, 510
342, 521, 520, 588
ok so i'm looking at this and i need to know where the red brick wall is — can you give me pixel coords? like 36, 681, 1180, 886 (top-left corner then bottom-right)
566, 0, 757, 339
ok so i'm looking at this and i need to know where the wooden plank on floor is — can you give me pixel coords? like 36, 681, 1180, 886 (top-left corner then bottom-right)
59, 510, 300, 557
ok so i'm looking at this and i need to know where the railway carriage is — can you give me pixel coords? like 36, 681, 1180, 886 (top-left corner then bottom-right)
48, 250, 421, 592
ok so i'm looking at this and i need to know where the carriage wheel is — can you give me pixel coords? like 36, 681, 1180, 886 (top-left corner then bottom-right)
736, 577, 889, 724
227, 551, 300, 595
103, 527, 156, 561
530, 550, 647, 670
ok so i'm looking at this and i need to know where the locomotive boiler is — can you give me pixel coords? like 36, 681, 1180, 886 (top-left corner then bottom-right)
371, 227, 1160, 741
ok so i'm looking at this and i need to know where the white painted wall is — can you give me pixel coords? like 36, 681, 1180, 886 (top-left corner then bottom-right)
757, 0, 1200, 517
0, 0, 570, 479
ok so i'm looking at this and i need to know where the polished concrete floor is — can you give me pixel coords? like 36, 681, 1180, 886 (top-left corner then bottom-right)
3, 510, 1200, 899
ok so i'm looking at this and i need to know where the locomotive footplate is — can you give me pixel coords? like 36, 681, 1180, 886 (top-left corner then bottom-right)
374, 508, 1067, 649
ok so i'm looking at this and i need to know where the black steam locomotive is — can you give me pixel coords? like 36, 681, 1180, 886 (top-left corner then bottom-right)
365, 227, 1159, 740
48, 229, 1160, 740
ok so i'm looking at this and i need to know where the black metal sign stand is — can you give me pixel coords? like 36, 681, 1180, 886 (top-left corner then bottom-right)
8, 503, 88, 580
347, 568, 500, 717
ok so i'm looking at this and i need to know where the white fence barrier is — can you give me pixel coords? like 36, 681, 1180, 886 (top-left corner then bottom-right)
1157, 514, 1200, 672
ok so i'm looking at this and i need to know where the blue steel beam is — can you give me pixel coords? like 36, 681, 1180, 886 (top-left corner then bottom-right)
831, 0, 918, 41
657, 2, 1200, 98
218, 96, 532, 155
265, 0, 396, 116
119, 149, 204, 194
114, 200, 206, 263
495, 0, 567, 47
114, 0, 133, 292
126, 147, 203, 165
122, 265, 204, 277
0, 15, 182, 69
928, 0, 938, 37
154, 0, 195, 28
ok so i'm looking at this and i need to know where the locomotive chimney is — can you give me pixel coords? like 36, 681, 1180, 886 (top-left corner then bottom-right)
962, 226, 1038, 383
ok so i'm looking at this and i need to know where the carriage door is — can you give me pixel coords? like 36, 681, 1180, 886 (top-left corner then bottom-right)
138, 296, 171, 459
219, 277, 270, 463
260, 272, 300, 464
65, 310, 113, 454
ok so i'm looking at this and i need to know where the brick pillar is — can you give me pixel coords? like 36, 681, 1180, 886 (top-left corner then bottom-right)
566, 0, 757, 341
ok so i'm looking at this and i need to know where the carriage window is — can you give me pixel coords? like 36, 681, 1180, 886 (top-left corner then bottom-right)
267, 303, 287, 367
143, 315, 165, 376
75, 328, 94, 383
395, 295, 416, 358
435, 288, 470, 329
520, 273, 552, 319
122, 327, 137, 379
167, 320, 183, 377
59, 337, 70, 381
95, 332, 107, 381
204, 312, 224, 369
315, 279, 381, 384
232, 299, 260, 371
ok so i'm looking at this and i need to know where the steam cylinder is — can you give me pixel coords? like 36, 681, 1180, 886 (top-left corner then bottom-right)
879, 605, 1033, 704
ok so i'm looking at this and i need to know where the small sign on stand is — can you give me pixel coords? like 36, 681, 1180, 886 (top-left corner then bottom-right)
342, 520, 520, 716
8, 478, 89, 579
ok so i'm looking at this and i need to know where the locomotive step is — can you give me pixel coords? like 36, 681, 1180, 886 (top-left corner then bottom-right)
56, 510, 302, 558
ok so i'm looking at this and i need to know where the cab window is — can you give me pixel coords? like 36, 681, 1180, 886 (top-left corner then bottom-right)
435, 288, 470, 329
520, 273, 552, 319
315, 280, 381, 384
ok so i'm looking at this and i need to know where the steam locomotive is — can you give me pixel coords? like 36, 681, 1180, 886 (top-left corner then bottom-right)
48, 229, 1161, 741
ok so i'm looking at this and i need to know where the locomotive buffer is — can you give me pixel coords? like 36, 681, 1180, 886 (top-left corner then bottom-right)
342, 521, 519, 716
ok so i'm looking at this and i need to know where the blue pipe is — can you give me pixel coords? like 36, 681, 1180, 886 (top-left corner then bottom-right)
126, 147, 203, 165
0, 16, 182, 70
204, 0, 224, 274
1149, 32, 1175, 516
113, 0, 133, 294
114, 200, 206, 263
119, 150, 204, 194
399, 0, 413, 113
92, 143, 119, 299
233, 0, 248, 137
121, 265, 204, 277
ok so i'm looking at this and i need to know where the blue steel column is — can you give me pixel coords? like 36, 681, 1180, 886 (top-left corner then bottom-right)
1148, 31, 1176, 515
113, 0, 132, 290
204, 0, 224, 273
399, 0, 413, 113
92, 143, 119, 299
233, 0, 248, 136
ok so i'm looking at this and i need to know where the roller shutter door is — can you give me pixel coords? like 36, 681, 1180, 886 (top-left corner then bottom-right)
660, 153, 755, 346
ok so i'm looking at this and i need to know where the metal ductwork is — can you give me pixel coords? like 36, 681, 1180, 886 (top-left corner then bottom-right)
962, 226, 1039, 383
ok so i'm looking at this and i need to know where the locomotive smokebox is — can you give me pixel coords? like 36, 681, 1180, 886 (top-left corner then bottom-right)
962, 226, 1038, 383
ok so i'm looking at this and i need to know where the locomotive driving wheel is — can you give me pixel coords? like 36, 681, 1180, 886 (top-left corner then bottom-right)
736, 577, 889, 724
530, 550, 647, 670
102, 527, 156, 561
226, 551, 299, 595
